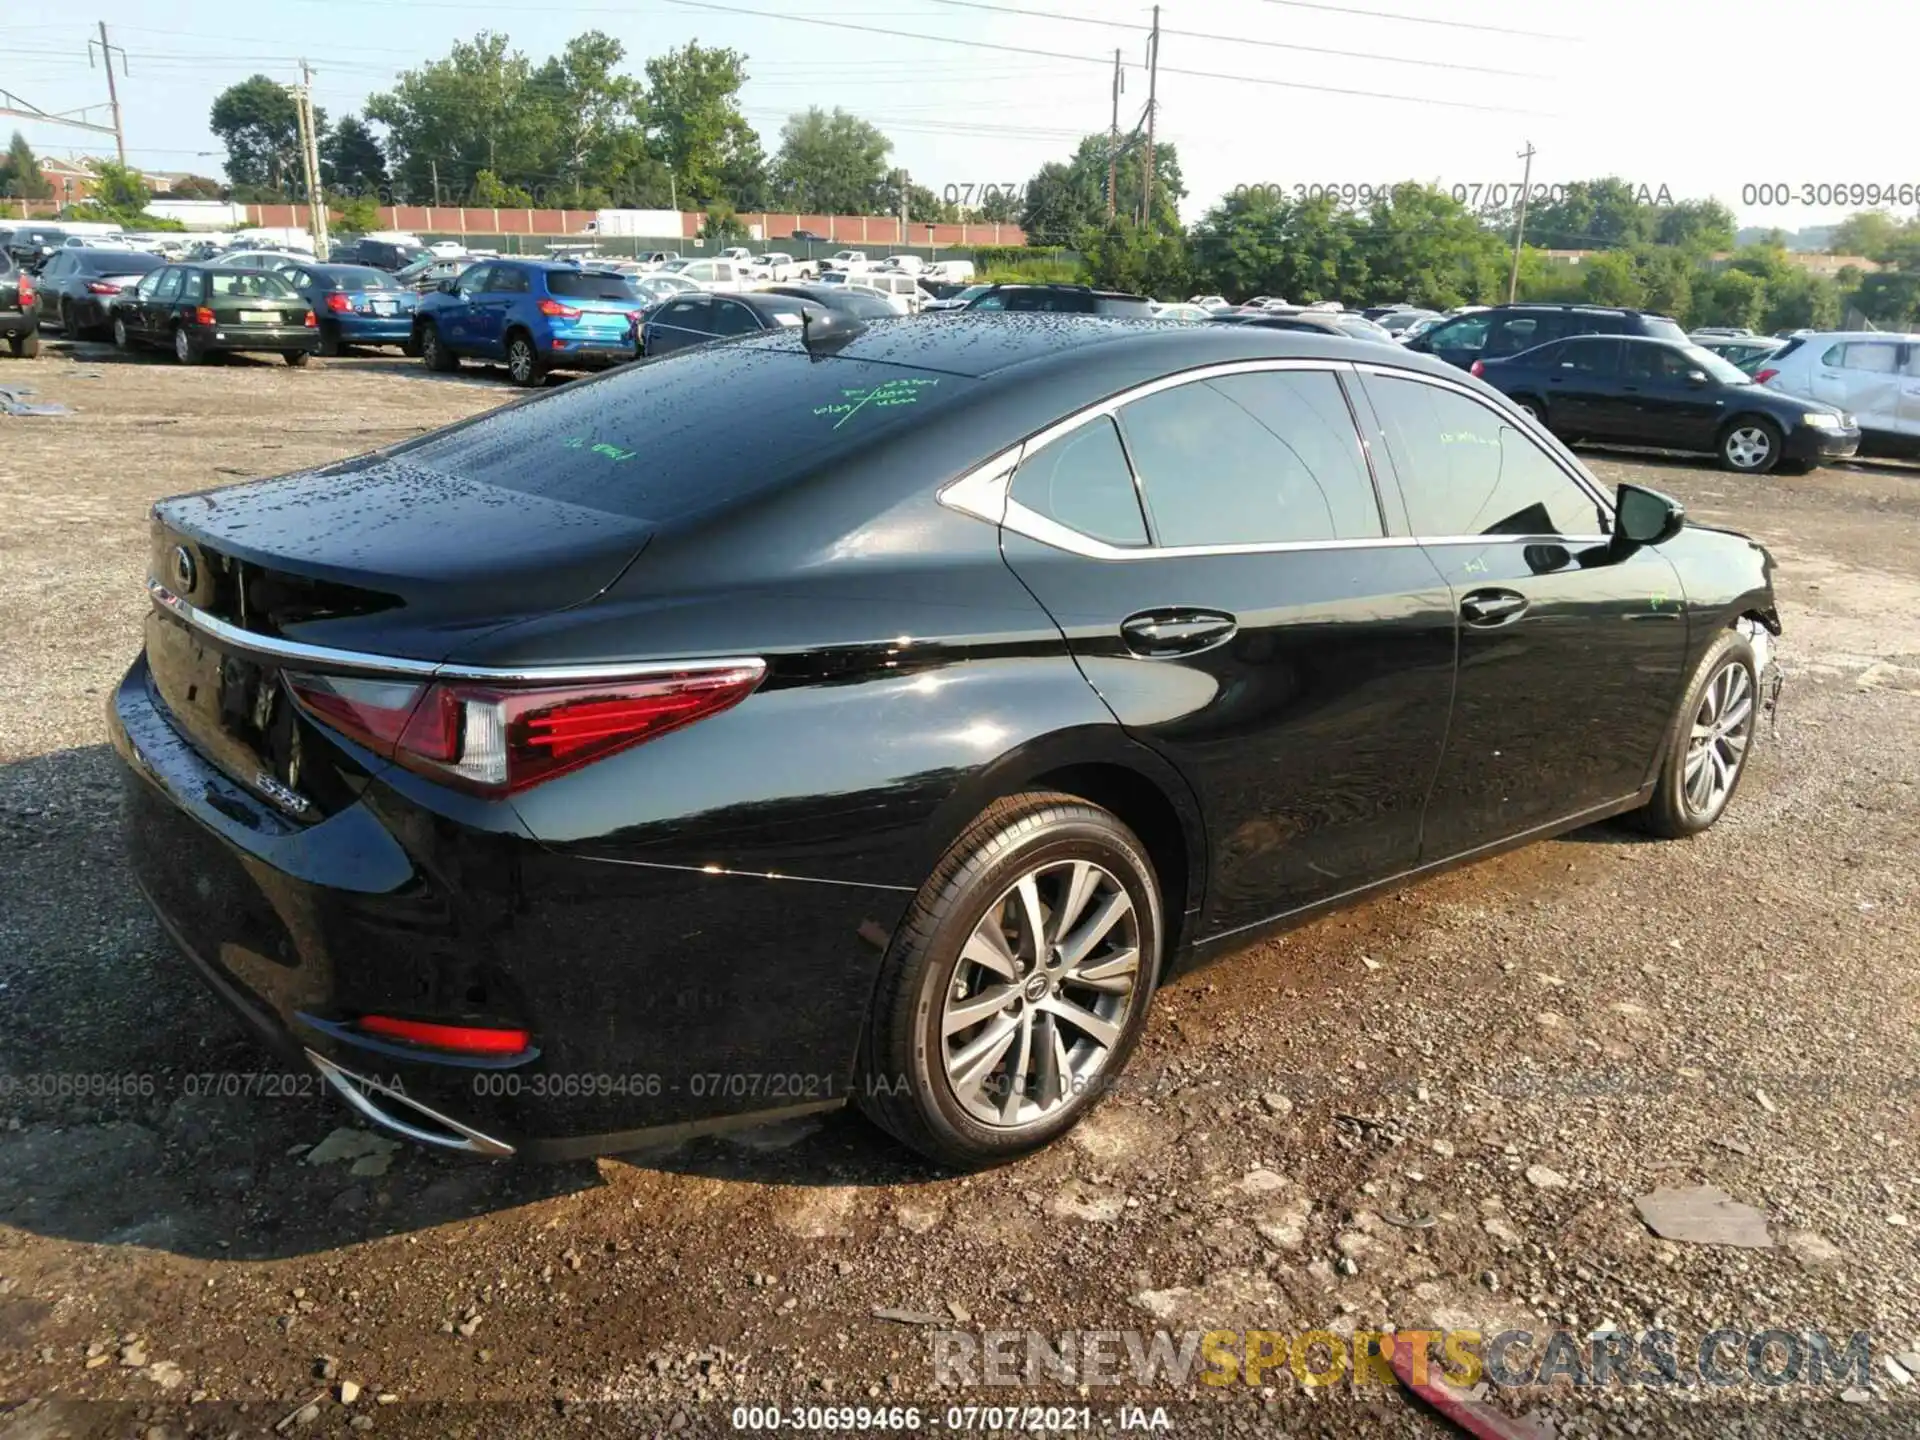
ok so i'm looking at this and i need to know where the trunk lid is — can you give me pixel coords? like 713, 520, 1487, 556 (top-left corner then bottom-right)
144, 455, 654, 815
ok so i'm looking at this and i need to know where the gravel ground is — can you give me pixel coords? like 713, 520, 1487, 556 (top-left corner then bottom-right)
1, 339, 1917, 1440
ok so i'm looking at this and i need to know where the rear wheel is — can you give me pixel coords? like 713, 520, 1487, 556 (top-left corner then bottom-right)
172, 326, 200, 365
284, 350, 311, 368
1719, 417, 1781, 474
856, 792, 1161, 1168
317, 322, 343, 357
1514, 397, 1546, 425
59, 299, 77, 334
6, 331, 37, 358
506, 331, 542, 387
419, 322, 457, 372
1635, 629, 1760, 838
111, 315, 130, 350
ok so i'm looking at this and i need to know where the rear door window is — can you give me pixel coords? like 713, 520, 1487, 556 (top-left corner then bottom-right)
153, 269, 185, 304
1840, 342, 1899, 373
709, 299, 761, 336
1366, 375, 1604, 538
1427, 313, 1491, 353
486, 266, 530, 294
1118, 370, 1382, 546
1559, 338, 1621, 374
1485, 313, 1559, 357
1011, 417, 1148, 546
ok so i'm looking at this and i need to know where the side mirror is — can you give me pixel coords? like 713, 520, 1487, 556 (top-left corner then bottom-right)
1613, 482, 1685, 548
437, 278, 459, 294
1686, 369, 1709, 386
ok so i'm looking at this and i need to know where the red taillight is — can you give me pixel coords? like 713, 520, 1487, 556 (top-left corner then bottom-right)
1469, 359, 1485, 378
86, 280, 120, 295
325, 292, 352, 312
17, 277, 33, 305
193, 306, 216, 326
537, 297, 582, 319
1753, 368, 1778, 385
285, 663, 764, 795
357, 1015, 530, 1056
304, 309, 317, 327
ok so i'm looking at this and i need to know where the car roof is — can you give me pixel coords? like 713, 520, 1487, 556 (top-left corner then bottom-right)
730, 292, 813, 314
982, 282, 1150, 301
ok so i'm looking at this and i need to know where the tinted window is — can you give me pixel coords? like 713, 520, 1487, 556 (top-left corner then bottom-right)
830, 290, 896, 320
485, 267, 531, 294
549, 271, 639, 301
1427, 314, 1490, 352
210, 271, 297, 299
1368, 376, 1601, 538
80, 250, 161, 275
1094, 296, 1156, 317
710, 300, 761, 336
41, 254, 73, 278
657, 298, 711, 332
969, 291, 1007, 311
1840, 342, 1899, 373
1485, 313, 1561, 358
398, 347, 965, 523
327, 266, 399, 291
1558, 338, 1619, 374
1119, 371, 1382, 546
1011, 417, 1147, 546
457, 265, 493, 294
1643, 317, 1687, 342
153, 269, 185, 303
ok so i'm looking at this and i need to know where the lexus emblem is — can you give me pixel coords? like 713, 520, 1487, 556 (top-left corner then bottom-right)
172, 544, 196, 593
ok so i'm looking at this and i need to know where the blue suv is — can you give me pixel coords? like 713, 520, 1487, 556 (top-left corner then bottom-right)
413, 259, 649, 386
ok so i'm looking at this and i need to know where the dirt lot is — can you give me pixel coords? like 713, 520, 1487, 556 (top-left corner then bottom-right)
1, 338, 1917, 1439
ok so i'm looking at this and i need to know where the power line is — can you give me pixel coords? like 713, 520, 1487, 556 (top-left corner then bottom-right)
1243, 0, 1573, 40
919, 0, 1542, 77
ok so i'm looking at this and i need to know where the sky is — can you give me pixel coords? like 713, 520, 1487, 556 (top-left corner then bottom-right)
4, 0, 1913, 234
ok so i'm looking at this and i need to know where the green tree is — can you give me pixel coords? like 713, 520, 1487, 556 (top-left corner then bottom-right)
168, 174, 226, 200
1653, 198, 1735, 253
699, 201, 748, 242
1018, 134, 1184, 245
0, 132, 53, 200
1083, 217, 1187, 297
321, 115, 389, 198
469, 168, 534, 207
89, 159, 152, 216
1522, 177, 1660, 251
1761, 266, 1840, 332
1851, 270, 1920, 327
1355, 184, 1506, 308
367, 34, 555, 203
1629, 244, 1693, 319
1581, 248, 1647, 307
770, 107, 893, 215
532, 31, 646, 204
906, 182, 959, 225
644, 43, 764, 208
334, 193, 381, 233
211, 75, 321, 193
1698, 268, 1768, 331
1828, 210, 1913, 261
1187, 188, 1358, 302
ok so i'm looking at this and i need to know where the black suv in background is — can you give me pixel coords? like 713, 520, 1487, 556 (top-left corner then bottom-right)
331, 238, 433, 271
1405, 303, 1687, 370
963, 283, 1154, 316
0, 249, 40, 357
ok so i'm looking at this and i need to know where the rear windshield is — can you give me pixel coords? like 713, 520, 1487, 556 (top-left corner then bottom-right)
81, 250, 163, 275
395, 343, 967, 523
1093, 297, 1155, 317
831, 290, 899, 320
209, 271, 298, 299
1643, 316, 1687, 342
549, 271, 640, 301
323, 266, 401, 291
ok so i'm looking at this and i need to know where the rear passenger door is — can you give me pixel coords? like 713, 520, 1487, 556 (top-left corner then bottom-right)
994, 362, 1459, 936
141, 267, 184, 338
1354, 366, 1689, 857
646, 296, 714, 354
1539, 338, 1622, 437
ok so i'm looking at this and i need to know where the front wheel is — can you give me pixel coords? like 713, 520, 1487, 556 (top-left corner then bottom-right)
418, 322, 457, 372
856, 793, 1162, 1169
506, 333, 542, 387
1719, 417, 1782, 474
1635, 630, 1760, 838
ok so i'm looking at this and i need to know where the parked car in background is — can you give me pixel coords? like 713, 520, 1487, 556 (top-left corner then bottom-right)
278, 263, 420, 355
427, 240, 468, 259
819, 250, 870, 274
923, 282, 990, 313
331, 238, 432, 272
639, 289, 833, 356
1188, 294, 1230, 310
0, 249, 38, 357
875, 254, 926, 277
634, 251, 682, 270
625, 272, 703, 306
1377, 308, 1439, 336
1150, 302, 1212, 322
654, 257, 753, 293
1406, 303, 1688, 370
215, 249, 314, 275
926, 259, 975, 284
1753, 331, 1920, 457
1690, 333, 1781, 371
109, 263, 318, 366
111, 316, 1781, 1169
31, 248, 164, 338
414, 259, 648, 386
764, 284, 901, 322
755, 252, 808, 282
1474, 334, 1857, 474
2, 224, 77, 271
963, 283, 1154, 316
395, 256, 475, 293
1215, 309, 1395, 344
850, 271, 921, 315
789, 227, 827, 242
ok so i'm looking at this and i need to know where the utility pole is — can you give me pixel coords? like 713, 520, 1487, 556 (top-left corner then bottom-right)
1141, 6, 1160, 228
1106, 48, 1122, 220
288, 64, 329, 259
898, 168, 909, 244
1507, 140, 1535, 303
89, 23, 129, 164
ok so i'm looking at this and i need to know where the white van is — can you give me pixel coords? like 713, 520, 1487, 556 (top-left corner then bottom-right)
851, 272, 921, 315
1758, 331, 1920, 455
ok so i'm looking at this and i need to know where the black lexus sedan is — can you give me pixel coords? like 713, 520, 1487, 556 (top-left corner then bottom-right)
111, 316, 1782, 1168
1473, 334, 1858, 474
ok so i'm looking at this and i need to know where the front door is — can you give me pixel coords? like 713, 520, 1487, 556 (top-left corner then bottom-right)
1354, 367, 1690, 858
141, 267, 185, 339
996, 362, 1458, 938
439, 263, 490, 349
472, 264, 526, 356
1618, 341, 1726, 449
1812, 339, 1902, 434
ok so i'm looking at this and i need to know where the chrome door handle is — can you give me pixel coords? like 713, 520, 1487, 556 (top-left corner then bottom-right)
1120, 609, 1237, 657
1460, 589, 1529, 627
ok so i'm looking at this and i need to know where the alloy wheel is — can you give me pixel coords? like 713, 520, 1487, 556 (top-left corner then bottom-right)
173, 328, 192, 363
509, 339, 536, 385
1724, 426, 1772, 470
420, 328, 441, 367
940, 858, 1142, 1128
112, 317, 128, 348
1683, 662, 1754, 819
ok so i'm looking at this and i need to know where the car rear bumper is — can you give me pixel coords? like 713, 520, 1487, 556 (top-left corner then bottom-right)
108, 655, 888, 1160
1785, 424, 1860, 463
544, 335, 637, 365
334, 316, 415, 341
0, 310, 35, 337
194, 324, 319, 352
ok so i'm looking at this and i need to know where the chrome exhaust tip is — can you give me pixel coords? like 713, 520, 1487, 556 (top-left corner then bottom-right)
306, 1048, 515, 1158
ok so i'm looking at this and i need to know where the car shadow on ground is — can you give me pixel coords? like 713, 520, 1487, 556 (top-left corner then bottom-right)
0, 743, 939, 1264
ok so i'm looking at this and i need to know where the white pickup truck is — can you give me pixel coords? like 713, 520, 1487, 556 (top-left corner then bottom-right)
754, 252, 811, 282
819, 249, 871, 274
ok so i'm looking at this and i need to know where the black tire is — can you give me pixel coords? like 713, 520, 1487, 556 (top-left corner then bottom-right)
1634, 629, 1760, 839
317, 322, 343, 358
855, 792, 1163, 1169
284, 350, 311, 367
171, 325, 200, 365
1718, 416, 1782, 474
1776, 458, 1814, 476
505, 330, 542, 387
59, 299, 75, 335
6, 331, 37, 358
418, 321, 457, 372
111, 315, 130, 350
1514, 396, 1546, 425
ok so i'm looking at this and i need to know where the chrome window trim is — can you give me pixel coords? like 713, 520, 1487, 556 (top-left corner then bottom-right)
148, 580, 766, 685
938, 356, 1616, 562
